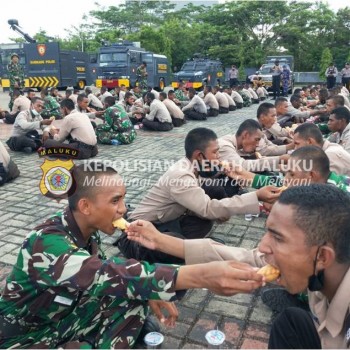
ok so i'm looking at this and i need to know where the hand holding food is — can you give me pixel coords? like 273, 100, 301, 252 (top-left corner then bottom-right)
112, 217, 129, 230
257, 264, 280, 282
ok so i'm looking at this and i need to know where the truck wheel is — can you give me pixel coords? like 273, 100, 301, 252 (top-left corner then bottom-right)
159, 78, 165, 91
78, 80, 86, 89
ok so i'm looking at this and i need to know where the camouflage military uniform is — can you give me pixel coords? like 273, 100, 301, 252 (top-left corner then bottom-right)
41, 95, 61, 119
0, 208, 182, 348
238, 90, 252, 107
175, 89, 188, 102
7, 61, 25, 110
136, 65, 148, 91
96, 104, 136, 145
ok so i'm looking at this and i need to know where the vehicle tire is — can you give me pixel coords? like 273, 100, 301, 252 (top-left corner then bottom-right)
77, 80, 86, 90
159, 78, 165, 91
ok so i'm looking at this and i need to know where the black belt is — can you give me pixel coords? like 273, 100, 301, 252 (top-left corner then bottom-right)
71, 140, 96, 150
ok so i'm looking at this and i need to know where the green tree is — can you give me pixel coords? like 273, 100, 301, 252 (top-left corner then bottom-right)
320, 48, 333, 79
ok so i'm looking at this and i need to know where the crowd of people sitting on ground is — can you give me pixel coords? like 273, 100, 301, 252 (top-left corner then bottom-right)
0, 77, 350, 348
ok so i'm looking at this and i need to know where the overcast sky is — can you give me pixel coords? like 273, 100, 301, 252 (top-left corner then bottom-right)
0, 0, 348, 44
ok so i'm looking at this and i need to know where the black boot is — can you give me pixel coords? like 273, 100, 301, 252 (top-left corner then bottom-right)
134, 316, 161, 349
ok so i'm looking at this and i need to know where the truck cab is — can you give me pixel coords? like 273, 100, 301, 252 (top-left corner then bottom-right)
172, 57, 224, 90
255, 55, 294, 94
95, 41, 170, 90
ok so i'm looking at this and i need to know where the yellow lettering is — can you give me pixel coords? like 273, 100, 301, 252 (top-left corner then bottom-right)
40, 150, 46, 156
30, 60, 45, 64
59, 149, 64, 154
45, 60, 55, 64
65, 149, 71, 154
76, 67, 85, 72
72, 151, 77, 156
47, 149, 52, 154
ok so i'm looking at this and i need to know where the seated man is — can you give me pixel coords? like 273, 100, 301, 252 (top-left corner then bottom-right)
126, 184, 350, 349
222, 87, 237, 111
96, 96, 136, 145
294, 123, 350, 176
44, 99, 98, 159
0, 89, 31, 124
219, 119, 286, 173
0, 162, 264, 349
6, 97, 53, 153
257, 102, 293, 145
203, 86, 219, 117
213, 86, 229, 113
159, 91, 185, 127
255, 103, 294, 156
0, 141, 20, 186
116, 128, 279, 264
142, 92, 173, 131
40, 87, 62, 119
231, 87, 244, 109
327, 106, 350, 153
182, 88, 208, 120
85, 87, 104, 110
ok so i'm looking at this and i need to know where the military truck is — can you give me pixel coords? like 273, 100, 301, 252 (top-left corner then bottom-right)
0, 19, 93, 90
255, 55, 294, 93
172, 56, 224, 90
95, 40, 171, 90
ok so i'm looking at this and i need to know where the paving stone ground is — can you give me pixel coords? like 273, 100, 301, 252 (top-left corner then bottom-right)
0, 91, 277, 348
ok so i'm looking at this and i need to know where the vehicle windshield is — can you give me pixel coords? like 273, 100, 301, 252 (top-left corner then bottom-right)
99, 53, 127, 64
181, 62, 196, 71
0, 52, 26, 65
195, 63, 207, 71
259, 64, 291, 74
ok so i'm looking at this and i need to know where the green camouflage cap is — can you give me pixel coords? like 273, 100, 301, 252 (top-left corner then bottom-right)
10, 52, 19, 59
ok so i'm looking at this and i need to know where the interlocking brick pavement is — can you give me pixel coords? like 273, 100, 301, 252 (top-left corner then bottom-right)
0, 91, 277, 348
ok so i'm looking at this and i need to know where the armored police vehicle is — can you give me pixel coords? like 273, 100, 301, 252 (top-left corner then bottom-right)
0, 19, 93, 90
255, 55, 294, 93
95, 40, 171, 90
172, 56, 224, 90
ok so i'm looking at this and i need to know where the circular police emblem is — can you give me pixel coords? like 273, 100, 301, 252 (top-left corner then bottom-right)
44, 166, 72, 196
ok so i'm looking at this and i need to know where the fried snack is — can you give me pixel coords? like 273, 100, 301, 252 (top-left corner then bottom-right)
50, 116, 56, 121
255, 152, 262, 159
279, 185, 288, 192
112, 218, 129, 230
257, 264, 280, 282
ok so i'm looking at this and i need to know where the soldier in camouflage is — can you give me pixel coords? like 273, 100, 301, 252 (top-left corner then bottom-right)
0, 162, 264, 349
40, 88, 62, 119
96, 96, 136, 145
7, 53, 25, 110
136, 61, 148, 91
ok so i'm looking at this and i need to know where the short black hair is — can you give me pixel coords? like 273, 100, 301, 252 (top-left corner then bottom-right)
40, 88, 49, 96
278, 184, 350, 263
168, 90, 175, 95
124, 92, 133, 100
188, 87, 196, 95
291, 146, 330, 179
85, 87, 92, 94
294, 123, 323, 145
331, 106, 350, 123
159, 91, 167, 99
290, 95, 301, 104
31, 96, 43, 105
185, 128, 217, 158
236, 119, 262, 137
328, 95, 345, 107
68, 162, 119, 211
293, 88, 302, 96
275, 96, 288, 107
146, 92, 155, 101
257, 102, 275, 119
104, 96, 116, 107
60, 98, 75, 110
77, 93, 88, 102
205, 86, 212, 92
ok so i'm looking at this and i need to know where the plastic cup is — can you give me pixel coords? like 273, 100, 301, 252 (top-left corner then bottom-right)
205, 329, 225, 348
245, 214, 253, 221
144, 332, 164, 349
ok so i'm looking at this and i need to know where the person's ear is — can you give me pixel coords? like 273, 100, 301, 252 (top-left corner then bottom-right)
77, 198, 92, 216
316, 245, 336, 271
192, 150, 204, 160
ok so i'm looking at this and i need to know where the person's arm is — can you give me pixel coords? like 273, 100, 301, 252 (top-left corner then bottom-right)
145, 103, 157, 121
181, 97, 195, 112
53, 118, 70, 142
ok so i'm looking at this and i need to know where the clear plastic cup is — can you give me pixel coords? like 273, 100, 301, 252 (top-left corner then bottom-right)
144, 332, 164, 349
205, 329, 225, 348
245, 214, 253, 221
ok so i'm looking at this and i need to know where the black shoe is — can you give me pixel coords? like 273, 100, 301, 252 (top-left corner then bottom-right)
23, 147, 33, 154
261, 287, 310, 313
134, 316, 160, 349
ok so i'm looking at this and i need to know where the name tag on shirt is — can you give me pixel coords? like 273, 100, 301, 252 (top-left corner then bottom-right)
54, 295, 74, 306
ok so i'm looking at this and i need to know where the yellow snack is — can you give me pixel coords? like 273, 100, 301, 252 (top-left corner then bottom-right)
279, 185, 288, 192
255, 152, 262, 159
112, 217, 129, 230
257, 264, 280, 282
50, 116, 56, 121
